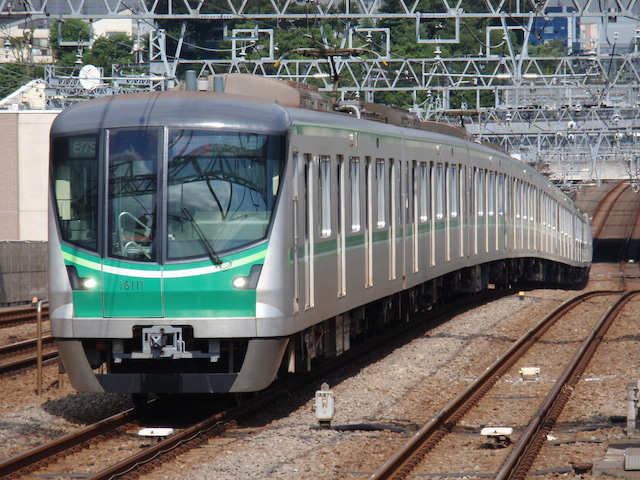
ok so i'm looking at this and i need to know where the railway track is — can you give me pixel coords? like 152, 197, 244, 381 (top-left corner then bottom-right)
370, 288, 635, 480
0, 335, 57, 374
0, 289, 511, 480
0, 408, 140, 479
0, 306, 48, 328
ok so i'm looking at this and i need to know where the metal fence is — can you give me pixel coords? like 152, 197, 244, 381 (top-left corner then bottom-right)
0, 241, 47, 306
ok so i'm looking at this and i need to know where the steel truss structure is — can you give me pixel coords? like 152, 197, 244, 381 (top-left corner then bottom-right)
4, 0, 640, 182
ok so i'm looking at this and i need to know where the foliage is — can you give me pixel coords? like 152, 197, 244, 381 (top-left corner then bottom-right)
529, 39, 567, 57
49, 19, 91, 67
0, 63, 44, 99
83, 33, 134, 75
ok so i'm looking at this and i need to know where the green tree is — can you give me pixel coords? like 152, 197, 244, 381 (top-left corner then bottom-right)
49, 18, 91, 67
0, 63, 44, 99
529, 39, 567, 57
84, 33, 134, 75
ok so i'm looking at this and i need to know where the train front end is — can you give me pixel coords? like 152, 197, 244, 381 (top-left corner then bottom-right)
48, 92, 291, 394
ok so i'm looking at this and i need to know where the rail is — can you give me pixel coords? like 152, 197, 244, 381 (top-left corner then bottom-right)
495, 290, 640, 480
368, 290, 616, 480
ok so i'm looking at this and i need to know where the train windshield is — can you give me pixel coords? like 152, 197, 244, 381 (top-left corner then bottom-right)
167, 129, 283, 260
51, 134, 100, 252
107, 129, 160, 261
51, 128, 284, 262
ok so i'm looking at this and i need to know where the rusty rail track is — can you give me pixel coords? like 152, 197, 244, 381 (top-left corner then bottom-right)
0, 306, 48, 328
495, 290, 640, 480
0, 336, 57, 374
0, 409, 139, 480
369, 289, 618, 480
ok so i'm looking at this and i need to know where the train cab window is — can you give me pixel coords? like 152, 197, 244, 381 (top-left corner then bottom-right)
166, 129, 284, 260
376, 159, 386, 228
51, 134, 100, 252
319, 156, 332, 237
107, 128, 159, 262
349, 157, 361, 232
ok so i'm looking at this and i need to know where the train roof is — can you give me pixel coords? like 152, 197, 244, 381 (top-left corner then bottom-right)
51, 75, 514, 165
50, 90, 292, 135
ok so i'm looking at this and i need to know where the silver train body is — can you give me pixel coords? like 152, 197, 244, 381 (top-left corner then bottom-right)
48, 76, 591, 395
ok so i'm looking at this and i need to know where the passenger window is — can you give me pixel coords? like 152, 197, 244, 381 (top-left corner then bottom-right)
376, 159, 386, 228
420, 162, 429, 222
349, 157, 361, 232
488, 171, 495, 217
435, 163, 444, 220
319, 156, 331, 237
450, 164, 459, 218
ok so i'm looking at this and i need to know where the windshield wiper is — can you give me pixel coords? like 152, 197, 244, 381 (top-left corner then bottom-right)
181, 206, 223, 265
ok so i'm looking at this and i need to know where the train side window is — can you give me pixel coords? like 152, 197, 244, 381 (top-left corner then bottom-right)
488, 171, 495, 217
475, 168, 485, 217
319, 155, 331, 237
515, 179, 521, 219
450, 164, 459, 219
420, 162, 429, 222
498, 173, 505, 216
376, 159, 386, 228
51, 134, 100, 252
435, 163, 444, 220
349, 157, 361, 232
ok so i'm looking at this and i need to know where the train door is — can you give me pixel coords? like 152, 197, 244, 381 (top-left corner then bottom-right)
365, 157, 374, 287
497, 173, 506, 253
444, 163, 450, 262
337, 155, 346, 297
418, 161, 431, 269
457, 164, 467, 261
487, 170, 495, 253
401, 160, 410, 287
292, 153, 300, 315
103, 128, 163, 317
389, 158, 397, 281
303, 154, 315, 309
472, 167, 482, 257
411, 160, 420, 274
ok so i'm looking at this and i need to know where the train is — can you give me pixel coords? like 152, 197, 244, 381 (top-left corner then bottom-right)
48, 74, 592, 397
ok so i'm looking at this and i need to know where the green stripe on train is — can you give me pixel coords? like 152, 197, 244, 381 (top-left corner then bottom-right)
61, 243, 268, 318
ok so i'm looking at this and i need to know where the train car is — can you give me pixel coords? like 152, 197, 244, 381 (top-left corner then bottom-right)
48, 74, 591, 396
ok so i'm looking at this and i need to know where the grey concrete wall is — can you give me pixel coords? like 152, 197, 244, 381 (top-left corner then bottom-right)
0, 241, 47, 305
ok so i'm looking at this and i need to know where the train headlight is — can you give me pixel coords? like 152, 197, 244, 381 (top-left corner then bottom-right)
232, 277, 248, 289
66, 266, 98, 291
232, 264, 263, 290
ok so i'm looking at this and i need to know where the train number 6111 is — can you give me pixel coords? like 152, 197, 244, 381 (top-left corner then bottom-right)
120, 280, 144, 291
